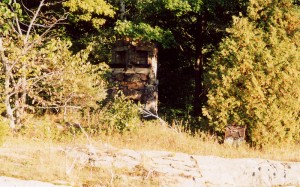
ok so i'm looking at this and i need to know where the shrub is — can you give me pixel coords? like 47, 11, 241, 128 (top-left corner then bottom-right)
102, 94, 141, 133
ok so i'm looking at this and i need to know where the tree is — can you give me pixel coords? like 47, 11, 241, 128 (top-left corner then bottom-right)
204, 0, 300, 147
0, 0, 109, 129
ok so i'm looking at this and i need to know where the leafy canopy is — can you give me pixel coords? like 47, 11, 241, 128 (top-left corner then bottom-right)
63, 0, 115, 29
114, 20, 174, 47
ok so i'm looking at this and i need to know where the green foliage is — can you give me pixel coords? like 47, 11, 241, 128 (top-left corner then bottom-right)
0, 2, 14, 35
163, 0, 192, 16
84, 32, 116, 64
29, 39, 109, 110
163, 0, 203, 15
115, 20, 174, 47
16, 115, 81, 142
1, 34, 108, 112
101, 94, 141, 133
63, 0, 115, 29
204, 0, 300, 147
0, 0, 113, 130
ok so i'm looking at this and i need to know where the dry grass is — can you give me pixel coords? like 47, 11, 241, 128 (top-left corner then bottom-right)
0, 136, 160, 187
0, 137, 69, 184
0, 117, 300, 186
100, 121, 300, 162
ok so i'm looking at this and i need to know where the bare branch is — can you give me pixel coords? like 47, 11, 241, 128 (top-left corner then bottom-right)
10, 21, 21, 35
20, 0, 35, 16
25, 0, 45, 44
44, 1, 64, 7
36, 106, 82, 109
12, 0, 23, 35
9, 73, 17, 87
139, 108, 167, 126
39, 12, 69, 39
32, 23, 57, 28
26, 12, 69, 50
27, 71, 62, 84
21, 21, 68, 29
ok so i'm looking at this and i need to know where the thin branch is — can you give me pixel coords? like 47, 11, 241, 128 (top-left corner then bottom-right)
25, 0, 45, 44
39, 12, 69, 39
76, 123, 96, 156
139, 108, 167, 126
10, 22, 21, 35
18, 21, 30, 28
12, 0, 23, 35
21, 21, 68, 29
36, 106, 82, 109
66, 153, 79, 175
44, 1, 64, 7
9, 73, 17, 88
27, 71, 62, 84
20, 0, 35, 15
26, 12, 69, 50
32, 23, 58, 28
110, 169, 115, 186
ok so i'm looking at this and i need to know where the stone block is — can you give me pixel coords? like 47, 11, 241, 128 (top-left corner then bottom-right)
115, 73, 124, 81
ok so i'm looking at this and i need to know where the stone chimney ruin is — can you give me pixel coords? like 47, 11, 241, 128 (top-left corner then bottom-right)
110, 39, 158, 114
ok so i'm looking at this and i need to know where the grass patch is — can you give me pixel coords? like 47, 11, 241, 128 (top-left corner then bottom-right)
0, 136, 160, 187
97, 121, 300, 162
0, 116, 299, 186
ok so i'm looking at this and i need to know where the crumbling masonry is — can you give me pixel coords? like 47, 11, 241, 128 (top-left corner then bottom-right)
110, 39, 158, 114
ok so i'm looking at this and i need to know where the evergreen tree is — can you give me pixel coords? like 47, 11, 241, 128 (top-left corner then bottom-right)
204, 0, 300, 147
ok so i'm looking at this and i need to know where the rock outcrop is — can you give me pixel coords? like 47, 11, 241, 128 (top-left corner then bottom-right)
65, 146, 300, 187
0, 176, 70, 187
1, 144, 300, 187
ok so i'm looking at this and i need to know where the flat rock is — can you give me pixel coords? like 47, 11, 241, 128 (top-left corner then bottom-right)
67, 147, 300, 187
1, 145, 300, 187
0, 176, 71, 187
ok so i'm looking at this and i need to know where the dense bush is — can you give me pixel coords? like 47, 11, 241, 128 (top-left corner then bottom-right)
100, 95, 142, 133
204, 0, 300, 147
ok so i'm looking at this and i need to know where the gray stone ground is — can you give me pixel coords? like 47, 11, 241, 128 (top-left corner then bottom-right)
1, 144, 300, 187
0, 176, 70, 187
65, 145, 300, 187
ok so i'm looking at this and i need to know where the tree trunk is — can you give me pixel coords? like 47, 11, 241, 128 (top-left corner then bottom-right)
16, 63, 27, 127
193, 14, 205, 117
5, 81, 15, 129
0, 38, 16, 129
